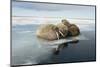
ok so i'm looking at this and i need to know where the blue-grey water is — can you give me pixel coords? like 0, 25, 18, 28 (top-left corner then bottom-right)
12, 21, 96, 66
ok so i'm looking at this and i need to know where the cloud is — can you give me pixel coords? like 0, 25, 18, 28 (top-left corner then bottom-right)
12, 1, 95, 11
12, 1, 95, 20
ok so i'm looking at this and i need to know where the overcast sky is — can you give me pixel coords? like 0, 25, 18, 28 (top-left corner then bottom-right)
12, 1, 95, 19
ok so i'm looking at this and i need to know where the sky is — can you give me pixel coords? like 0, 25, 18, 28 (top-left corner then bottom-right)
12, 1, 95, 19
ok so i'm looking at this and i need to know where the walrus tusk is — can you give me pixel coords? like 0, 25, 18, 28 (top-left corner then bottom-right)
59, 30, 65, 37
55, 31, 59, 40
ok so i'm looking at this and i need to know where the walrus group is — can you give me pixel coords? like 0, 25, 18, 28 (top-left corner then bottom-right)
36, 19, 80, 41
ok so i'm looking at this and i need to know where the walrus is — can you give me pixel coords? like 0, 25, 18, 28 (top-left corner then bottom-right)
36, 19, 80, 40
60, 19, 80, 36
56, 22, 68, 38
68, 24, 80, 36
36, 24, 60, 40
61, 19, 71, 27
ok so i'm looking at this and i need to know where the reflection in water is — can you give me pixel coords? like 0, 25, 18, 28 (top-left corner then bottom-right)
12, 28, 95, 66
32, 37, 80, 65
37, 36, 79, 55
53, 39, 79, 55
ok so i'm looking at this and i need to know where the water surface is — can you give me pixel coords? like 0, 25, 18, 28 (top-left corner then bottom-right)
12, 19, 96, 65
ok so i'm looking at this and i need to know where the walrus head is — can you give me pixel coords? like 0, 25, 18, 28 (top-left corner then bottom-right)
68, 24, 80, 36
61, 19, 71, 27
36, 24, 60, 40
61, 19, 80, 36
56, 22, 68, 38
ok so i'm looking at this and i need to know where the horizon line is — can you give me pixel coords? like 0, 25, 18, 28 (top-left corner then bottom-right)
12, 16, 95, 20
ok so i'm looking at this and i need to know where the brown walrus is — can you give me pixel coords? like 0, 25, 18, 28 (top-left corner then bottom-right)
60, 19, 80, 36
61, 19, 71, 27
68, 24, 80, 36
56, 21, 68, 38
36, 24, 60, 40
36, 19, 80, 40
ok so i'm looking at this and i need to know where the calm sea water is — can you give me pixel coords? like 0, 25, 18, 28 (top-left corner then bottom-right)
11, 20, 96, 66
